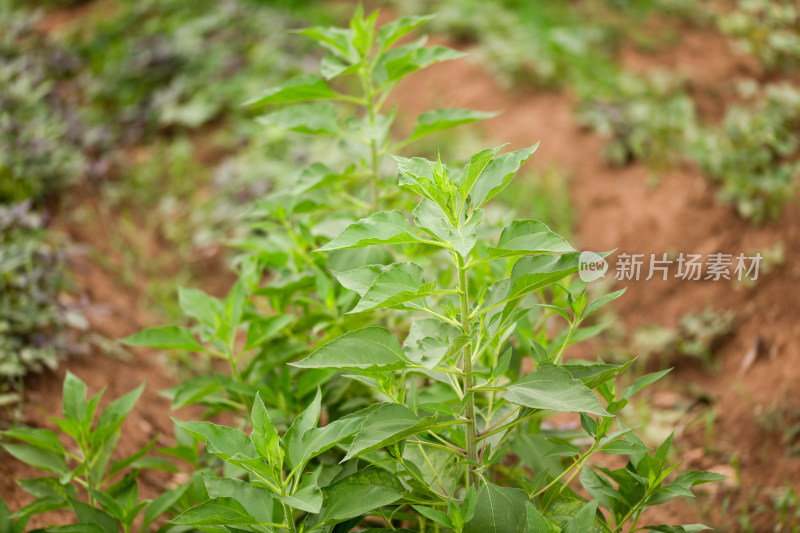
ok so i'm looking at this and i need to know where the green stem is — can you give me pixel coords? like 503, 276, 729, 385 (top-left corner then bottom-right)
532, 441, 599, 499
457, 254, 478, 487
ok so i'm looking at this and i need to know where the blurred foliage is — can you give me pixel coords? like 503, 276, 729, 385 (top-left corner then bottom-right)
0, 202, 85, 405
693, 83, 800, 223
577, 71, 697, 168
633, 308, 735, 366
714, 0, 800, 70
0, 2, 90, 203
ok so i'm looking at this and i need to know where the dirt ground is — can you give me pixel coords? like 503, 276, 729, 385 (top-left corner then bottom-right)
3, 6, 800, 532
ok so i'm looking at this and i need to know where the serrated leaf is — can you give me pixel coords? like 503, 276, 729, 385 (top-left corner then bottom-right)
318, 211, 424, 251
470, 145, 538, 207
169, 497, 261, 526
171, 419, 255, 462
204, 476, 276, 522
291, 327, 411, 372
464, 482, 528, 533
545, 498, 610, 532
413, 198, 484, 257
377, 15, 433, 50
505, 363, 610, 416
489, 220, 574, 258
343, 403, 438, 460
323, 483, 403, 523
245, 75, 339, 106
563, 360, 633, 390
350, 262, 436, 313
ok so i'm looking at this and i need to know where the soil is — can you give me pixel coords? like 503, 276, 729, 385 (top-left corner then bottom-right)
3, 4, 800, 532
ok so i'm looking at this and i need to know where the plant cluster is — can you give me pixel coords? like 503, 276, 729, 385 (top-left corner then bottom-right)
713, 0, 800, 70
2, 8, 723, 533
0, 202, 85, 407
633, 309, 735, 366
0, 2, 91, 203
692, 83, 800, 223
577, 71, 697, 168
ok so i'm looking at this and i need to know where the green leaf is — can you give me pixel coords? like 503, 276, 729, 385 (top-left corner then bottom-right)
15, 477, 76, 501
3, 427, 65, 454
526, 503, 560, 533
334, 264, 391, 297
296, 25, 357, 62
96, 383, 144, 434
600, 439, 651, 455
373, 41, 465, 86
245, 75, 340, 106
583, 289, 626, 319
277, 472, 322, 514
121, 326, 205, 352
457, 146, 504, 201
464, 482, 528, 533
343, 403, 438, 460
291, 327, 412, 372
204, 476, 276, 523
169, 497, 261, 526
411, 505, 453, 529
563, 360, 633, 389
2, 445, 67, 474
142, 483, 190, 529
62, 371, 88, 423
245, 315, 293, 351
350, 262, 436, 313
323, 483, 403, 523
545, 498, 610, 532
489, 220, 574, 258
284, 390, 321, 469
377, 15, 434, 50
488, 252, 583, 311
318, 211, 426, 251
171, 419, 255, 462
469, 145, 538, 207
645, 525, 712, 533
162, 376, 223, 410
622, 369, 672, 400
295, 416, 363, 466
177, 287, 222, 329
258, 103, 340, 135
413, 199, 484, 257
250, 392, 282, 465
406, 108, 496, 144
505, 363, 610, 416
69, 499, 117, 533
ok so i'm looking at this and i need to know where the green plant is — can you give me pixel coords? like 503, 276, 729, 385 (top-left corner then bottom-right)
0, 3, 88, 203
0, 202, 85, 406
122, 9, 495, 422
633, 308, 735, 366
692, 83, 800, 223
0, 372, 192, 532
714, 0, 800, 70
577, 70, 697, 168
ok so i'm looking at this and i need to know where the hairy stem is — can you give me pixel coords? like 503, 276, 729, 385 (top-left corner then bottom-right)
457, 254, 478, 486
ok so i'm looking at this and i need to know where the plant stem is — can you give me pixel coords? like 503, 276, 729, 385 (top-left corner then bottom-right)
457, 254, 478, 486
